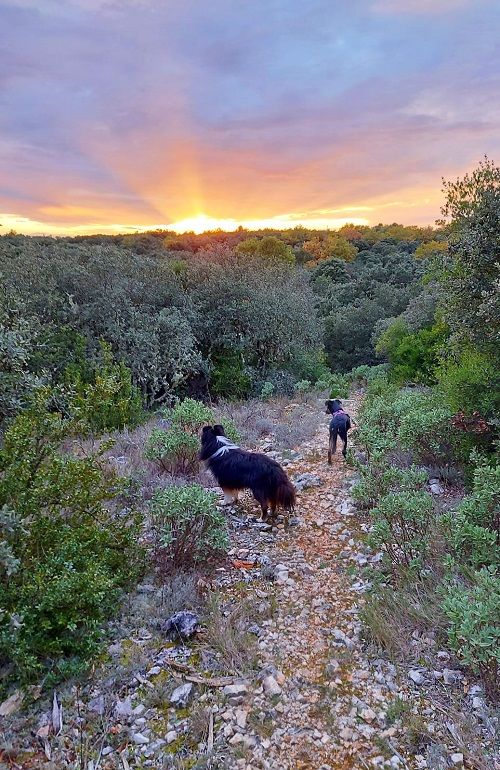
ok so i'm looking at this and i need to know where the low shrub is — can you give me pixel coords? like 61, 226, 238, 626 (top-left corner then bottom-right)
260, 381, 275, 399
352, 459, 427, 510
369, 490, 434, 573
327, 372, 350, 399
66, 342, 144, 432
0, 396, 143, 686
294, 379, 312, 393
445, 462, 500, 570
145, 425, 200, 474
146, 398, 240, 473
441, 568, 499, 696
348, 364, 389, 388
150, 484, 229, 571
436, 347, 500, 419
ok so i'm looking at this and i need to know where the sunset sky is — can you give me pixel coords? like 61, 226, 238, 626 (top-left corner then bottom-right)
1, 0, 500, 235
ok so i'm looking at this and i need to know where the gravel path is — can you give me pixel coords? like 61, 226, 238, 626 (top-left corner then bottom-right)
216, 395, 411, 770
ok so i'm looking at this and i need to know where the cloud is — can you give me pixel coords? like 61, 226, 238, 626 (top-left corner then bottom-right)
1, 0, 500, 233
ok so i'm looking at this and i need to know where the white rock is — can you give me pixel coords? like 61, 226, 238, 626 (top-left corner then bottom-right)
165, 730, 177, 744
131, 732, 149, 745
450, 753, 464, 766
360, 707, 377, 723
262, 675, 282, 697
170, 682, 193, 707
409, 670, 425, 685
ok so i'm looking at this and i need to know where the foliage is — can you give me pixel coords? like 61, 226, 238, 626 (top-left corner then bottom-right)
348, 364, 389, 388
432, 157, 500, 353
376, 320, 448, 385
312, 241, 426, 371
303, 233, 358, 266
293, 379, 312, 393
0, 396, 143, 684
442, 568, 499, 694
150, 484, 229, 571
0, 293, 40, 425
236, 236, 295, 264
260, 381, 275, 399
327, 372, 350, 399
436, 347, 500, 419
146, 398, 239, 473
352, 458, 427, 510
145, 426, 200, 474
0, 238, 318, 406
209, 349, 252, 399
66, 341, 144, 431
369, 490, 434, 572
446, 462, 500, 570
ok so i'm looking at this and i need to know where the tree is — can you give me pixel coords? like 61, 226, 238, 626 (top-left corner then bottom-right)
303, 233, 358, 266
431, 157, 500, 351
236, 236, 295, 264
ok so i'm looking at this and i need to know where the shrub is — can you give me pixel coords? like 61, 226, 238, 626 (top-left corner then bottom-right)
352, 459, 427, 510
0, 397, 143, 685
441, 568, 499, 695
327, 372, 350, 399
369, 490, 435, 572
150, 484, 229, 571
394, 391, 462, 465
147, 399, 239, 473
348, 364, 389, 388
294, 379, 312, 393
436, 347, 500, 419
260, 381, 275, 399
145, 426, 200, 474
209, 350, 252, 400
66, 342, 144, 432
163, 397, 214, 433
376, 320, 447, 385
445, 462, 500, 569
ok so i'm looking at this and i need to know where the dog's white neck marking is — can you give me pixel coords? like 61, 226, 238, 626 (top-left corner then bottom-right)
207, 435, 239, 461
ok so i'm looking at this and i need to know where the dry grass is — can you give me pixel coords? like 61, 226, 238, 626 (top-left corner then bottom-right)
202, 593, 260, 676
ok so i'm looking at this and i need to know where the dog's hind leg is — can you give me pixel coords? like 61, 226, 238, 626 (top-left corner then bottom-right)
252, 488, 270, 522
328, 426, 338, 464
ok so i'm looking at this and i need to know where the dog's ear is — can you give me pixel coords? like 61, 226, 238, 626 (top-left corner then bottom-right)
201, 425, 213, 436
213, 424, 226, 436
325, 400, 333, 414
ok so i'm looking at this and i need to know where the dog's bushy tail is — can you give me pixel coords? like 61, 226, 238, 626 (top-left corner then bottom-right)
274, 477, 296, 512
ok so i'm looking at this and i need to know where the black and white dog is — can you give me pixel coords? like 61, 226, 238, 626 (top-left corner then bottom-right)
325, 399, 351, 462
200, 425, 296, 523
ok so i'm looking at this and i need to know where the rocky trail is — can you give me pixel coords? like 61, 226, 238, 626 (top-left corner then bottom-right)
4, 396, 496, 770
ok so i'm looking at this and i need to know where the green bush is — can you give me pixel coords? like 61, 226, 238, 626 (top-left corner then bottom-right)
445, 462, 500, 569
210, 350, 251, 400
327, 372, 350, 399
260, 381, 275, 399
369, 490, 434, 572
163, 397, 214, 433
145, 426, 200, 474
150, 484, 229, 571
348, 364, 389, 388
0, 396, 143, 685
436, 347, 500, 419
66, 342, 144, 432
294, 379, 312, 393
352, 459, 427, 510
146, 399, 240, 473
441, 568, 499, 695
376, 321, 447, 385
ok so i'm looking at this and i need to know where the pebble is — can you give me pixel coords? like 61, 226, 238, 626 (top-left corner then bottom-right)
262, 675, 282, 697
409, 670, 425, 685
170, 682, 193, 707
165, 730, 177, 744
131, 732, 149, 745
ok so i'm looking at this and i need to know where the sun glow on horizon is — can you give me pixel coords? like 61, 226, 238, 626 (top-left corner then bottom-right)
165, 212, 371, 235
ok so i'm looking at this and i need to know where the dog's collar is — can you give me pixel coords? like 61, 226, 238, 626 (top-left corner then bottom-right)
207, 436, 239, 461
